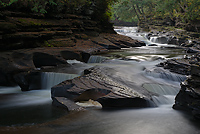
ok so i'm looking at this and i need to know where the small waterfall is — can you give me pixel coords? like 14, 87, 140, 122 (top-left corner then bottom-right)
145, 68, 187, 82
114, 27, 138, 33
150, 37, 157, 43
143, 83, 179, 95
152, 95, 175, 105
150, 36, 169, 44
87, 55, 108, 63
41, 72, 80, 89
143, 83, 179, 106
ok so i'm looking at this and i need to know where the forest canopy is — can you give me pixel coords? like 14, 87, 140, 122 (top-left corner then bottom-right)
111, 0, 200, 26
1, 0, 199, 30
0, 0, 118, 24
0, 0, 117, 15
1, 0, 199, 24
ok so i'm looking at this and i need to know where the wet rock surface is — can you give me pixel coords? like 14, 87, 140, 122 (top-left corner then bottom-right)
0, 10, 146, 89
145, 28, 200, 48
158, 58, 191, 75
51, 67, 155, 110
0, 11, 145, 51
162, 53, 200, 120
145, 28, 200, 120
0, 31, 144, 89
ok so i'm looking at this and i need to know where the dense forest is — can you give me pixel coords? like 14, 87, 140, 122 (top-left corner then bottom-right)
1, 0, 199, 31
0, 0, 116, 13
111, 0, 200, 31
0, 0, 117, 22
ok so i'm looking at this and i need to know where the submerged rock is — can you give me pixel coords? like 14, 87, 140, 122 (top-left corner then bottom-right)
51, 67, 155, 110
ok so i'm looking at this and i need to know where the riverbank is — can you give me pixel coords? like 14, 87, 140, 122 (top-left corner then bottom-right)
141, 25, 200, 120
1, 8, 200, 130
0, 10, 145, 88
139, 25, 200, 45
1, 25, 200, 134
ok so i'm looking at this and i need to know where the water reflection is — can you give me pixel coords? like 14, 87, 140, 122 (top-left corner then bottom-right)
0, 86, 67, 126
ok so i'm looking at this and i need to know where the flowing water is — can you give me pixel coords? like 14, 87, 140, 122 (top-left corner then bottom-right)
0, 65, 90, 126
0, 27, 200, 133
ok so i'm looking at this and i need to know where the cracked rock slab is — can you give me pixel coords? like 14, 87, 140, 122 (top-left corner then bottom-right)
51, 67, 155, 110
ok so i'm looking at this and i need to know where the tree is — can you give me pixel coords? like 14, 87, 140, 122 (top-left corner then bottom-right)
111, 0, 200, 29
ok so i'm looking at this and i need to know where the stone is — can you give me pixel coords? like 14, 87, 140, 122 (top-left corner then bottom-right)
0, 70, 10, 86
186, 48, 200, 53
173, 82, 200, 120
0, 51, 35, 86
81, 52, 91, 63
0, 30, 146, 87
33, 52, 67, 68
13, 71, 42, 91
148, 44, 158, 46
51, 67, 155, 110
98, 92, 151, 108
160, 59, 191, 75
191, 65, 200, 77
60, 50, 82, 61
52, 97, 85, 111
165, 52, 200, 120
168, 36, 179, 45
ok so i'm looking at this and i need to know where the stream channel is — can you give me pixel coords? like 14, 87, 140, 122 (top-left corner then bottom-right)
0, 27, 200, 134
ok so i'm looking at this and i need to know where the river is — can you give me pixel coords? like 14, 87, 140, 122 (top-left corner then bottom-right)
0, 27, 200, 134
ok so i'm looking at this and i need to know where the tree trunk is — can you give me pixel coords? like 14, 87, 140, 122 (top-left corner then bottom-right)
132, 4, 141, 21
135, 4, 142, 15
141, 7, 147, 21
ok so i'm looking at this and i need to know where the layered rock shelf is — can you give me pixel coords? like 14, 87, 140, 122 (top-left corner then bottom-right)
1, 10, 200, 120
51, 67, 155, 110
160, 53, 200, 120
0, 35, 145, 89
0, 11, 145, 89
0, 11, 145, 51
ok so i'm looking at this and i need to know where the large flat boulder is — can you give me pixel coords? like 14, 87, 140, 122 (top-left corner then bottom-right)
51, 67, 155, 110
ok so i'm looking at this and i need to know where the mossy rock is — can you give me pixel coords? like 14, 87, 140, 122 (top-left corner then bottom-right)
17, 18, 41, 27
75, 34, 89, 40
0, 22, 17, 33
43, 39, 76, 47
15, 18, 50, 28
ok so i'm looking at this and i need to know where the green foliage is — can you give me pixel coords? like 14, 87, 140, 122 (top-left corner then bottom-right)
111, 0, 200, 26
44, 41, 54, 47
0, 0, 116, 14
0, 0, 16, 7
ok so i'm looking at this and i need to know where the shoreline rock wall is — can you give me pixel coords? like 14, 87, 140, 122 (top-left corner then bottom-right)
160, 53, 200, 120
0, 10, 111, 50
0, 10, 146, 88
172, 55, 200, 120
